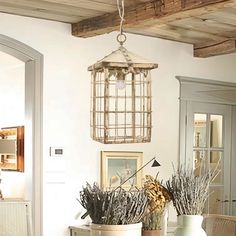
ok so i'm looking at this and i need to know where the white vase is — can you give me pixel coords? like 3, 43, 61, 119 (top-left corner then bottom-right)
90, 222, 142, 236
174, 215, 207, 236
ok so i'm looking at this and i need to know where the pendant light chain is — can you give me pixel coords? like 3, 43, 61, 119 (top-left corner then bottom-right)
116, 0, 133, 66
117, 0, 126, 45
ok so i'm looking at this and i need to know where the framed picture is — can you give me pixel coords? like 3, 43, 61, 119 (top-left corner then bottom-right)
101, 151, 143, 190
0, 126, 24, 172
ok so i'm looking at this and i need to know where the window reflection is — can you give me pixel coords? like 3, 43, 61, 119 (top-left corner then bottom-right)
194, 150, 207, 176
208, 187, 223, 214
210, 151, 222, 184
210, 115, 223, 148
194, 114, 207, 147
0, 126, 24, 172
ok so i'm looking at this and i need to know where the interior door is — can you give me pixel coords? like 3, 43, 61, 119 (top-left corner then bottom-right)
185, 101, 232, 215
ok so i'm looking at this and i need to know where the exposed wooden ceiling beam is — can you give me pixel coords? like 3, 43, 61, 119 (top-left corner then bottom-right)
194, 40, 236, 57
72, 0, 236, 38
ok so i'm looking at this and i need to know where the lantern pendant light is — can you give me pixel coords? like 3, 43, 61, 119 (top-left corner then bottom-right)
89, 0, 158, 144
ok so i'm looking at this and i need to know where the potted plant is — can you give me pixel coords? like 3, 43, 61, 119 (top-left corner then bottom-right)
142, 175, 171, 236
79, 182, 148, 236
166, 166, 219, 236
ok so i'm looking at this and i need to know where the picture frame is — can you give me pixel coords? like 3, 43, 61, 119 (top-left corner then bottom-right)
0, 126, 24, 172
101, 151, 143, 190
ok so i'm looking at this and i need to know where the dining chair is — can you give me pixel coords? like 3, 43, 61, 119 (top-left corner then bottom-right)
203, 214, 236, 236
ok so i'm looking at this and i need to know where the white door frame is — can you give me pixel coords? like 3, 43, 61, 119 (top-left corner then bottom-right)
231, 106, 236, 215
0, 34, 43, 236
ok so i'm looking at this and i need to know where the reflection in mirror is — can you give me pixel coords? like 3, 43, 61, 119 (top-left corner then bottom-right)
0, 126, 24, 172
194, 114, 207, 147
210, 115, 223, 148
208, 186, 223, 214
194, 150, 207, 176
193, 111, 224, 215
210, 151, 222, 184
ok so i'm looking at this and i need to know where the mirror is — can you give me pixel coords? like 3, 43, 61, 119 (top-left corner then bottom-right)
0, 126, 24, 172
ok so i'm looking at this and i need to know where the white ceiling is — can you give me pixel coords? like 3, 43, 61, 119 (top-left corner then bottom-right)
0, 51, 24, 72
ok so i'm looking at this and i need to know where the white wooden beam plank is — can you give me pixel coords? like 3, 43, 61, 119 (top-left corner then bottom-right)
0, 5, 82, 23
36, 0, 116, 11
0, 0, 102, 18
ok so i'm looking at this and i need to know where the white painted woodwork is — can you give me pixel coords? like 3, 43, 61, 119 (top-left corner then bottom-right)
231, 106, 236, 216
176, 76, 236, 105
0, 34, 43, 236
177, 76, 236, 215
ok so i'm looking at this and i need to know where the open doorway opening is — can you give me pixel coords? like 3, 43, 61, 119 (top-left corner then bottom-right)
0, 51, 25, 197
0, 34, 43, 236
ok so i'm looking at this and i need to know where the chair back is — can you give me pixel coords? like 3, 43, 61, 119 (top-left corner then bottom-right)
203, 214, 236, 236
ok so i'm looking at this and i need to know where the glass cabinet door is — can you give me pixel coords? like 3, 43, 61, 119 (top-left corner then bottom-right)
185, 102, 231, 215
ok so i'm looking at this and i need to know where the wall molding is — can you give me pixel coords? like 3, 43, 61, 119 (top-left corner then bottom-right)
176, 76, 236, 105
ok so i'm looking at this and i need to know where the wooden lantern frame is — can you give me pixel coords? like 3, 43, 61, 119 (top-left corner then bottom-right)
89, 46, 158, 144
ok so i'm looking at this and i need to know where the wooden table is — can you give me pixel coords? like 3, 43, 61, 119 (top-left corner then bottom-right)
69, 225, 90, 236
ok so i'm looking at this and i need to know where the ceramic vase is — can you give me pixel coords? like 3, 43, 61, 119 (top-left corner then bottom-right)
90, 222, 142, 236
174, 215, 207, 236
142, 229, 161, 236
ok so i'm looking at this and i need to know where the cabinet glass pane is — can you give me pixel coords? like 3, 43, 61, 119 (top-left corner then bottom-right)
194, 150, 207, 175
210, 115, 223, 148
208, 187, 223, 214
194, 114, 207, 147
210, 151, 223, 184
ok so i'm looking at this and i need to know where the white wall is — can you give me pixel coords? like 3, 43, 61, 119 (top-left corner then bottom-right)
0, 56, 25, 199
0, 55, 24, 126
0, 12, 236, 236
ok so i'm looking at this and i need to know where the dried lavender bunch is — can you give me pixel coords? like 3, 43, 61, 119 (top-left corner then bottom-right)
166, 166, 219, 215
79, 182, 148, 225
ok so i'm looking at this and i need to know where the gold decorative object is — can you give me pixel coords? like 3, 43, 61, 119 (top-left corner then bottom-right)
142, 174, 171, 231
0, 126, 24, 172
89, 0, 158, 144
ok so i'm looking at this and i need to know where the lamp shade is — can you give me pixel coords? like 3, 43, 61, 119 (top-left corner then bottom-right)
151, 159, 161, 167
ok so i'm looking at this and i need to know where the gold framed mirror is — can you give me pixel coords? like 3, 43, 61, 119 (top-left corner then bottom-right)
0, 126, 24, 172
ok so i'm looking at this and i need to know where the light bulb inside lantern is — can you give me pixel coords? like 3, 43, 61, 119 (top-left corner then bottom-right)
115, 71, 126, 90
116, 79, 126, 90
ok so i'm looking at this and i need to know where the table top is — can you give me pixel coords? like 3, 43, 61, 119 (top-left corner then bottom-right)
69, 225, 90, 230
69, 223, 178, 232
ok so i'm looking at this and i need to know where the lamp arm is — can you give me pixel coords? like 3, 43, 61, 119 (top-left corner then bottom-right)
114, 157, 156, 191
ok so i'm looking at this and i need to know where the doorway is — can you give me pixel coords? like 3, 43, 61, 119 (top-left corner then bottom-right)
0, 51, 25, 196
0, 34, 43, 236
177, 76, 236, 216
